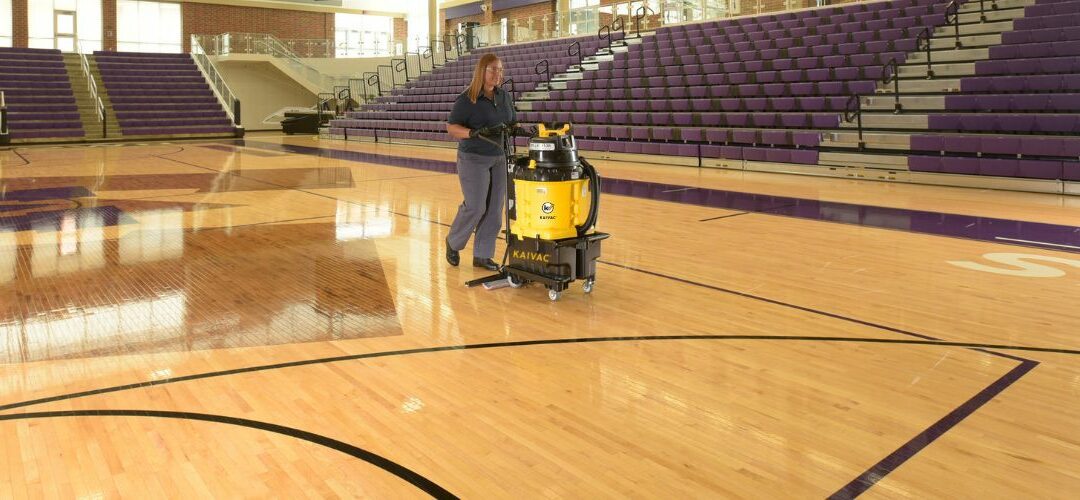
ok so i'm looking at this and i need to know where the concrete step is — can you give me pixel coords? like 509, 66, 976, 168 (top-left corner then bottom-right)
839, 113, 929, 130
958, 0, 1032, 13
956, 7, 1024, 24
551, 72, 583, 81
928, 33, 1002, 49
861, 95, 946, 111
898, 62, 975, 78
907, 48, 989, 64
819, 151, 911, 169
934, 19, 1014, 38
521, 90, 549, 100
883, 78, 962, 93
822, 131, 913, 151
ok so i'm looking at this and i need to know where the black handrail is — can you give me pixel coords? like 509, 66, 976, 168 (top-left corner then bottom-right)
429, 39, 446, 67
421, 46, 434, 73
348, 78, 366, 104
634, 6, 655, 38
405, 50, 420, 79
568, 41, 583, 69
915, 28, 934, 79
378, 64, 396, 90
599, 17, 626, 52
944, 0, 962, 48
502, 78, 516, 102
365, 72, 381, 97
843, 94, 865, 150
882, 58, 902, 113
392, 58, 408, 83
454, 33, 465, 55
535, 59, 550, 83
2, 91, 11, 145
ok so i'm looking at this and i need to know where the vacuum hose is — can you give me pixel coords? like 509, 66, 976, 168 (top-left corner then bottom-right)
576, 157, 601, 237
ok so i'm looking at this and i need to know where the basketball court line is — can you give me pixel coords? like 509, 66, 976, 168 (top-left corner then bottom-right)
233, 140, 1080, 253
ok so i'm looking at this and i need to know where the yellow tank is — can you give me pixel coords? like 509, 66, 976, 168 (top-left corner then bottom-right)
510, 177, 591, 241
509, 124, 594, 241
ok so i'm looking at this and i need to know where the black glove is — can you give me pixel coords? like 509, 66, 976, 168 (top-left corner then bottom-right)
469, 125, 505, 139
509, 123, 534, 137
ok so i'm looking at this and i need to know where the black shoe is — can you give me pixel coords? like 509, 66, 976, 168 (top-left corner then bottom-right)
473, 258, 499, 271
445, 238, 459, 266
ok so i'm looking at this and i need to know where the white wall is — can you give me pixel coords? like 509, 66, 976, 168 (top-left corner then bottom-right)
215, 60, 318, 130
299, 56, 394, 78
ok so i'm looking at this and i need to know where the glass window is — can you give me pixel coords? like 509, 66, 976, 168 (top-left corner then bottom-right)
117, 0, 182, 53
335, 13, 392, 57
28, 0, 102, 52
0, 0, 12, 47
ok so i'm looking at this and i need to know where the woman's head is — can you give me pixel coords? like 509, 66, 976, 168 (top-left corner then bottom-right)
467, 53, 504, 103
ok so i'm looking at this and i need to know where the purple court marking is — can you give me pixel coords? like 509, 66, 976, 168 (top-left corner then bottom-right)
237, 140, 1080, 253
829, 358, 1038, 499
233, 140, 1047, 496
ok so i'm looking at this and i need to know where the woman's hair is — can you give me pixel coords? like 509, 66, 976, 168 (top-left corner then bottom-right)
466, 53, 501, 103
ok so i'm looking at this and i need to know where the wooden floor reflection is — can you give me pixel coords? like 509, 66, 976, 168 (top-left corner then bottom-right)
0, 135, 1077, 498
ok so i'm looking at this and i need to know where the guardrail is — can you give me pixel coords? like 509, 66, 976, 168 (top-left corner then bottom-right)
191, 35, 242, 132
76, 41, 107, 138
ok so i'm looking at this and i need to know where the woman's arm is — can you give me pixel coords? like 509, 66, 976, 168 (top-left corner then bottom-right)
447, 123, 471, 140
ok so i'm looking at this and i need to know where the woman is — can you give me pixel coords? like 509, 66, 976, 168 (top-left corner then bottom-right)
445, 53, 516, 271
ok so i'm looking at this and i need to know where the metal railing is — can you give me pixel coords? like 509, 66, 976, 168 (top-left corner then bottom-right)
843, 94, 865, 150
944, 0, 963, 48
76, 41, 107, 138
0, 91, 8, 145
915, 28, 934, 79
193, 33, 353, 92
882, 58, 903, 113
535, 60, 550, 84
599, 17, 626, 52
191, 35, 242, 128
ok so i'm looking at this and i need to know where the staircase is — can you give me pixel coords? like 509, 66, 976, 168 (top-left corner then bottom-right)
64, 53, 119, 140
822, 0, 1036, 172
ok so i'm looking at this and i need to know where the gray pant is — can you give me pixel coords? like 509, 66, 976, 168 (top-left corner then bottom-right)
448, 151, 506, 259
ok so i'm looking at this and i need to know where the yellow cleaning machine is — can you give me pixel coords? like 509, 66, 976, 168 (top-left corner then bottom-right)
467, 123, 609, 301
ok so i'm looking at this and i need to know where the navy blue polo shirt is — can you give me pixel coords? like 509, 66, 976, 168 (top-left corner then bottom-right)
447, 87, 516, 157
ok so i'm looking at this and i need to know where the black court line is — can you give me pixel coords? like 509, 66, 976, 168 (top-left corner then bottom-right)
237, 139, 1080, 253
3, 335, 1065, 415
131, 140, 1057, 495
698, 211, 750, 222
829, 357, 1038, 499
0, 335, 1049, 498
0, 409, 457, 499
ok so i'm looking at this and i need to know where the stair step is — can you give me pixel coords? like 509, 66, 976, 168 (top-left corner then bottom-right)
819, 151, 910, 169
861, 95, 946, 111
898, 62, 976, 78
907, 48, 989, 63
839, 114, 929, 130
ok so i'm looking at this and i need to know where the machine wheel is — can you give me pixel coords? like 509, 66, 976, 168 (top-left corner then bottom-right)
508, 274, 525, 288
548, 289, 561, 302
582, 279, 595, 294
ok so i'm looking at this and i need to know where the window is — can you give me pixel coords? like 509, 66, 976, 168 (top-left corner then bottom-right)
28, 0, 103, 52
0, 0, 12, 47
335, 13, 392, 57
500, 17, 507, 45
117, 0, 182, 53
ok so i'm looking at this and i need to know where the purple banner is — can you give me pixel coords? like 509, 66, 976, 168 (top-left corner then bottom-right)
445, 2, 483, 20
493, 0, 550, 12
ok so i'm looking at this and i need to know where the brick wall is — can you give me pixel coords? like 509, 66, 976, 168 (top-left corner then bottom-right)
495, 1, 556, 44
181, 3, 334, 53
12, 0, 27, 47
103, 0, 117, 51
393, 17, 408, 52
445, 13, 486, 36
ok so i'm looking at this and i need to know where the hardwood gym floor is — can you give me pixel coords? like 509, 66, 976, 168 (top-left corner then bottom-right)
0, 134, 1077, 498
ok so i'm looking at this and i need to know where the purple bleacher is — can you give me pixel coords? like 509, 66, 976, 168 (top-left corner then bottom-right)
93, 51, 234, 137
333, 0, 1080, 185
0, 47, 84, 140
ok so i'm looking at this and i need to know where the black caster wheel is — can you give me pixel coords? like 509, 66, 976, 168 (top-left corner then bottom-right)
508, 274, 525, 288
